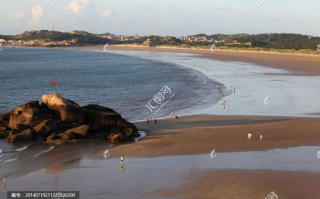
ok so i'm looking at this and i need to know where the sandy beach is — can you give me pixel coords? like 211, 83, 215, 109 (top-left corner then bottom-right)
2, 115, 320, 199
1, 46, 320, 199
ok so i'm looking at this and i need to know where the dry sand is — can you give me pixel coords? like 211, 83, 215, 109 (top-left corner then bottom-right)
109, 115, 320, 158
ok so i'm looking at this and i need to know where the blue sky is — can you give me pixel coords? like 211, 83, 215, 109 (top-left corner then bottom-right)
0, 0, 319, 36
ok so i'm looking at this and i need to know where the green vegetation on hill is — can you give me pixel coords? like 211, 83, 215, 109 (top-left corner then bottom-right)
1, 30, 320, 54
1, 30, 109, 44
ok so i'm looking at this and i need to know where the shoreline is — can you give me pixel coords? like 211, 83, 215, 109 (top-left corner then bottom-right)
17, 44, 320, 76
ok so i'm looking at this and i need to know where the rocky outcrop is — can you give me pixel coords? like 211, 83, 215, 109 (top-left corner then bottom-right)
4, 128, 36, 142
33, 120, 58, 140
42, 92, 85, 124
63, 125, 89, 138
3, 93, 140, 143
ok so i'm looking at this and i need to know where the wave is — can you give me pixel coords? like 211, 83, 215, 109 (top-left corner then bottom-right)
15, 146, 28, 152
0, 157, 18, 166
34, 146, 55, 159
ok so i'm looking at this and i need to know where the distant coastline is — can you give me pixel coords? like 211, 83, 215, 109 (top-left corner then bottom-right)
4, 43, 320, 56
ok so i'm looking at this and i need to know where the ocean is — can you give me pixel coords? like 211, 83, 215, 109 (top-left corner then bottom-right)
0, 47, 221, 121
0, 47, 222, 177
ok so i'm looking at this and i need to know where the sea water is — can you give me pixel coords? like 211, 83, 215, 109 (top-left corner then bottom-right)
0, 47, 222, 121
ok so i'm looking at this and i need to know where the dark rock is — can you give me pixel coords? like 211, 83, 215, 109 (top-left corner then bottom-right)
8, 101, 56, 132
57, 122, 72, 131
5, 129, 36, 142
62, 132, 76, 140
0, 111, 13, 127
108, 133, 127, 143
88, 131, 109, 140
110, 128, 122, 135
33, 120, 58, 141
82, 104, 119, 132
47, 133, 58, 141
9, 129, 21, 136
64, 125, 89, 138
42, 93, 85, 124
82, 105, 139, 138
124, 128, 139, 140
107, 128, 128, 143
8, 114, 28, 132
2, 93, 139, 144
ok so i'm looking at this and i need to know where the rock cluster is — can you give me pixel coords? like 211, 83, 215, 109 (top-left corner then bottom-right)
0, 93, 139, 143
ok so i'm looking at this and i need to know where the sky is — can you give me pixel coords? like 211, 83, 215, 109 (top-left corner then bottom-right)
0, 0, 319, 37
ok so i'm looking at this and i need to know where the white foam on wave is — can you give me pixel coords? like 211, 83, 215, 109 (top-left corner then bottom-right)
15, 146, 28, 152
34, 146, 55, 159
134, 131, 147, 142
0, 157, 18, 166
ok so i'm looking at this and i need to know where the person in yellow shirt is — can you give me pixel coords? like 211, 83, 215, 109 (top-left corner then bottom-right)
121, 155, 124, 166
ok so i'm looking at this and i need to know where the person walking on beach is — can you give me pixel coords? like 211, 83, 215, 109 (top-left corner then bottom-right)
233, 87, 236, 94
2, 176, 5, 189
260, 134, 263, 141
147, 118, 149, 124
120, 155, 124, 166
248, 133, 252, 141
154, 118, 157, 125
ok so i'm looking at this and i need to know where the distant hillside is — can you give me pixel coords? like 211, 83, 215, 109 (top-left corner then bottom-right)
0, 30, 109, 45
1, 30, 320, 51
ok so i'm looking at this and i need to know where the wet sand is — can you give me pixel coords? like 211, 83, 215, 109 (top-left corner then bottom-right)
91, 115, 320, 199
1, 115, 320, 199
157, 169, 320, 199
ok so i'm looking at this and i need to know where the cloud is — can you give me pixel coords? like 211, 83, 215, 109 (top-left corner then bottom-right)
65, 0, 90, 15
7, 10, 25, 20
101, 9, 114, 18
31, 5, 44, 23
160, 5, 171, 12
21, 2, 27, 7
